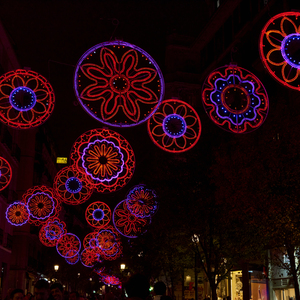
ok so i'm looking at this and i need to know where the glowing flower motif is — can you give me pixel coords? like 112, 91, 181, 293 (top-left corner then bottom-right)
53, 165, 93, 205
70, 128, 135, 193
113, 200, 151, 238
96, 227, 118, 251
0, 69, 55, 128
82, 139, 124, 182
100, 242, 122, 261
0, 156, 12, 191
65, 252, 79, 265
100, 274, 121, 286
126, 184, 158, 218
85, 202, 111, 228
148, 99, 201, 153
22, 186, 60, 226
202, 64, 269, 133
6, 202, 29, 226
74, 40, 164, 127
259, 12, 300, 90
80, 247, 102, 268
39, 218, 66, 247
83, 231, 99, 249
56, 233, 81, 258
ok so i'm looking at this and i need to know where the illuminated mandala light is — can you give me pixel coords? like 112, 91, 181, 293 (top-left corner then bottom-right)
6, 201, 29, 226
147, 99, 201, 153
0, 156, 12, 191
202, 64, 269, 133
96, 226, 120, 251
101, 242, 122, 261
80, 247, 102, 268
100, 274, 121, 286
22, 186, 60, 226
39, 218, 66, 247
70, 128, 135, 193
0, 69, 55, 128
83, 231, 99, 249
259, 12, 300, 90
56, 233, 81, 258
74, 40, 165, 127
65, 252, 79, 265
53, 165, 93, 205
126, 184, 158, 218
113, 200, 151, 238
85, 202, 111, 228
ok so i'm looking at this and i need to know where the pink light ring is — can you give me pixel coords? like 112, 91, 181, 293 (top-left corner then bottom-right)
73, 40, 165, 127
281, 33, 300, 69
27, 192, 55, 220
82, 139, 124, 182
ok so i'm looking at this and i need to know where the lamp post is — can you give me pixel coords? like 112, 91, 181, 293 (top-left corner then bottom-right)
54, 265, 59, 272
120, 264, 126, 270
192, 235, 199, 300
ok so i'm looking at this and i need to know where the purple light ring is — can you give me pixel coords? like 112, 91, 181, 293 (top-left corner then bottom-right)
82, 139, 124, 182
162, 113, 187, 138
281, 33, 300, 69
27, 192, 55, 220
9, 86, 37, 112
73, 40, 165, 127
6, 202, 29, 226
65, 176, 83, 193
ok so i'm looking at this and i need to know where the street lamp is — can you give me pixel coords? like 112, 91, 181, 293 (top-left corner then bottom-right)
54, 265, 59, 272
120, 264, 126, 270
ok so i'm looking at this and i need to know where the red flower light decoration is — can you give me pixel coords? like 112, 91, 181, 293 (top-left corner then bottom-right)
147, 99, 201, 153
96, 225, 120, 251
83, 231, 99, 249
100, 274, 121, 286
6, 201, 29, 226
126, 184, 158, 218
113, 200, 151, 238
74, 40, 164, 127
65, 252, 80, 265
80, 247, 102, 268
85, 201, 111, 228
53, 165, 93, 205
39, 217, 66, 247
259, 12, 300, 90
100, 242, 123, 261
70, 128, 135, 193
22, 186, 60, 226
0, 69, 55, 128
0, 156, 12, 191
202, 64, 269, 133
56, 233, 81, 258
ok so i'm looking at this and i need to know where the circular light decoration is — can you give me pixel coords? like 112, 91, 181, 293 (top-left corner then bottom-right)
39, 217, 67, 247
100, 274, 121, 286
6, 201, 29, 226
83, 231, 99, 249
113, 200, 151, 238
202, 64, 269, 133
70, 128, 135, 193
65, 252, 80, 265
56, 233, 81, 258
80, 247, 102, 268
85, 201, 111, 228
0, 156, 12, 191
126, 184, 158, 218
96, 226, 120, 251
0, 69, 55, 128
101, 242, 123, 261
259, 12, 300, 90
22, 186, 60, 226
147, 99, 201, 152
53, 165, 93, 205
74, 40, 165, 127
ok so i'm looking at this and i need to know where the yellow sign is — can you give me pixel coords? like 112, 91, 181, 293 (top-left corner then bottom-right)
56, 157, 68, 164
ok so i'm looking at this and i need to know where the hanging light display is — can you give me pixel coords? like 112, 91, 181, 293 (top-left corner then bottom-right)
0, 156, 12, 191
85, 201, 111, 228
6, 201, 29, 226
56, 233, 81, 258
74, 40, 164, 127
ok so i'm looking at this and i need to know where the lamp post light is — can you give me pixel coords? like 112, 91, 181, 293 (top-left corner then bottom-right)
120, 264, 126, 270
54, 265, 59, 272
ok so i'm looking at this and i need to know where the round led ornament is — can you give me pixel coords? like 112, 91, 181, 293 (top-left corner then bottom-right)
6, 201, 29, 226
202, 64, 269, 133
22, 186, 60, 226
83, 231, 99, 249
74, 40, 165, 127
0, 69, 55, 128
100, 242, 122, 261
70, 128, 135, 193
96, 226, 120, 251
39, 217, 66, 247
85, 202, 111, 228
0, 156, 12, 191
113, 200, 151, 238
100, 274, 121, 286
147, 99, 201, 153
126, 184, 158, 218
80, 247, 102, 268
53, 165, 93, 205
56, 233, 81, 258
259, 12, 300, 90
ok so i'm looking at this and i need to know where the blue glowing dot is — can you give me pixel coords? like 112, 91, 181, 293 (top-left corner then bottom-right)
93, 209, 104, 221
9, 87, 37, 112
163, 114, 187, 138
65, 177, 82, 194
